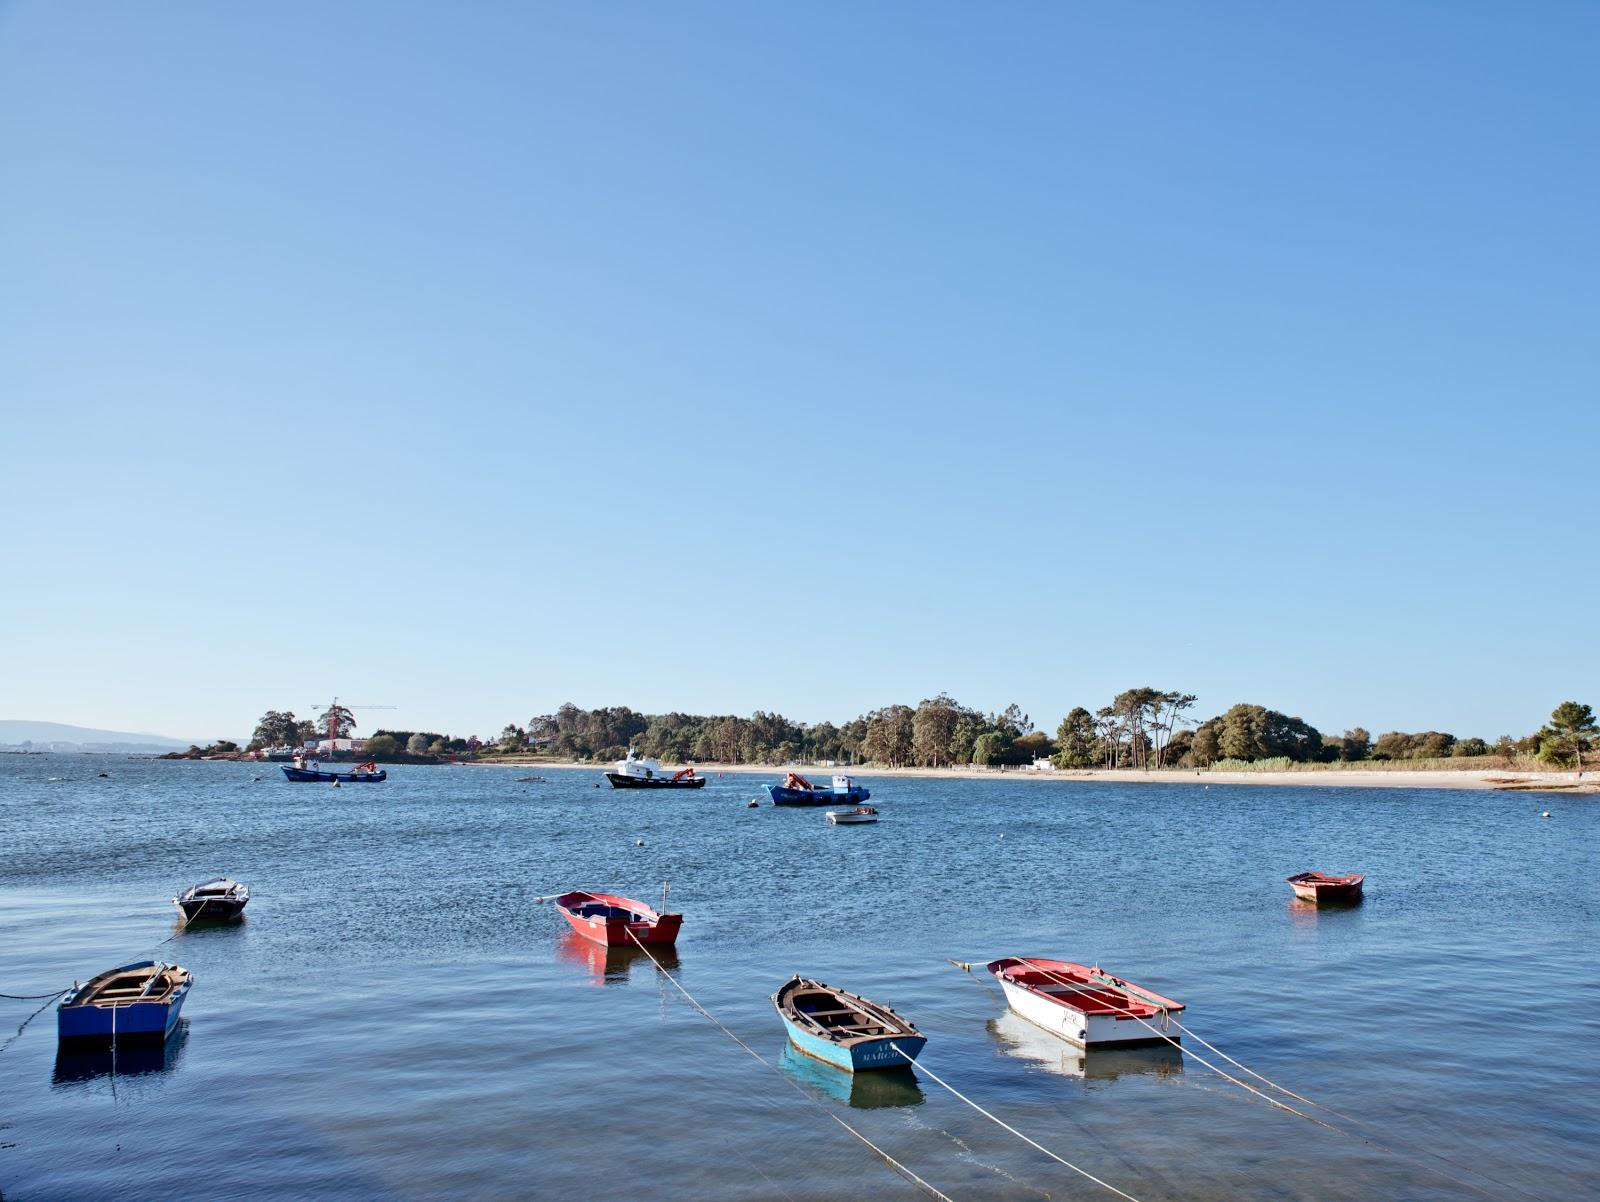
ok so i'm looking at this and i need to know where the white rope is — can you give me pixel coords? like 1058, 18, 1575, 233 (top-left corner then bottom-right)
624, 930, 956, 1202
892, 1044, 1146, 1202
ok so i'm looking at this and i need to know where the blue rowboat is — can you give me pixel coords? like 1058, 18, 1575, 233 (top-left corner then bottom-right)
281, 766, 387, 783
766, 773, 870, 807
58, 961, 192, 1042
773, 976, 926, 1073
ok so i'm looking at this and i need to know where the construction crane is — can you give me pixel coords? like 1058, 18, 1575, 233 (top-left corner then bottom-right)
313, 697, 398, 741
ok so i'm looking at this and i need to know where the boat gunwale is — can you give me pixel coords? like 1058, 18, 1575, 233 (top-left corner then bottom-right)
987, 957, 1185, 1017
773, 976, 921, 1050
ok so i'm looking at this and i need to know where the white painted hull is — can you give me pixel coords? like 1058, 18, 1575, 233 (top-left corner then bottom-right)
996, 977, 1181, 1049
826, 812, 877, 824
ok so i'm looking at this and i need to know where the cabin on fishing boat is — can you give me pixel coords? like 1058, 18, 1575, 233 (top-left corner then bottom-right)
1286, 871, 1364, 905
553, 890, 683, 948
773, 976, 925, 1072
987, 957, 1183, 1049
57, 961, 192, 1042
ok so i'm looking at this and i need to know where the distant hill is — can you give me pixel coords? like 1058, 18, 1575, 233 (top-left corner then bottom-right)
0, 720, 196, 754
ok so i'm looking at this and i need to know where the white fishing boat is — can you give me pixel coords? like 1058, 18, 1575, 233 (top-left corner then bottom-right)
987, 957, 1183, 1049
826, 806, 879, 825
604, 750, 706, 790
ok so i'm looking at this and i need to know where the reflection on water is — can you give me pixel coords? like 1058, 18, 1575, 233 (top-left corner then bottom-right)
554, 932, 680, 985
53, 1022, 189, 1084
777, 1041, 924, 1108
989, 1011, 1184, 1080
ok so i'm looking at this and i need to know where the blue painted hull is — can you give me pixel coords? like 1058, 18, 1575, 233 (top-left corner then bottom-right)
58, 983, 190, 1042
779, 1012, 924, 1072
767, 783, 871, 806
281, 767, 387, 782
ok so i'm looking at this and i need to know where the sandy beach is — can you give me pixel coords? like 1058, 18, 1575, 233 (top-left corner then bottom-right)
475, 759, 1597, 793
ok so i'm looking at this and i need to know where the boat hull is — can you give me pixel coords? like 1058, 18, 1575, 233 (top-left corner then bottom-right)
604, 773, 707, 789
177, 898, 247, 923
781, 1014, 925, 1072
1286, 872, 1364, 904
554, 892, 683, 948
281, 767, 387, 782
826, 811, 878, 824
57, 966, 191, 1043
768, 784, 871, 806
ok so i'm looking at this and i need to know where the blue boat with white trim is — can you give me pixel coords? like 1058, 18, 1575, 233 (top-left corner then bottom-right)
766, 773, 871, 807
773, 976, 925, 1072
57, 961, 192, 1042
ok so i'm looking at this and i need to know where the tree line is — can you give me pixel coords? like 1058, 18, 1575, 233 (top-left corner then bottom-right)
237, 694, 1598, 772
488, 695, 1598, 771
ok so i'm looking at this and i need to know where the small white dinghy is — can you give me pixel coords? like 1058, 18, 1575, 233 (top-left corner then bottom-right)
826, 806, 878, 825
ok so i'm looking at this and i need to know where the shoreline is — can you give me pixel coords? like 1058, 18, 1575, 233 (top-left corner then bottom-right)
468, 759, 1597, 793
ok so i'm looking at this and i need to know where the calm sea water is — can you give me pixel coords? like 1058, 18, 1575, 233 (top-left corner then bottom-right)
0, 756, 1594, 1201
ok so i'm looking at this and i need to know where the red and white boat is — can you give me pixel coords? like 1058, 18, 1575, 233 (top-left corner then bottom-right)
987, 957, 1184, 1049
552, 890, 683, 948
1285, 871, 1364, 905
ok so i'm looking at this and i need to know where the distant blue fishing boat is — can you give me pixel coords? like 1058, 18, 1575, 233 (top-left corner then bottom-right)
772, 976, 925, 1072
281, 761, 386, 783
58, 961, 192, 1042
766, 773, 870, 807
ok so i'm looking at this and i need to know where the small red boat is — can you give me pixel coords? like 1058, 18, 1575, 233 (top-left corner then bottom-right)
552, 890, 683, 948
1286, 871, 1364, 904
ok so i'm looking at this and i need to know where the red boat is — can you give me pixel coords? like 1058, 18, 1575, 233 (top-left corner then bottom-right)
1285, 871, 1365, 904
552, 890, 683, 948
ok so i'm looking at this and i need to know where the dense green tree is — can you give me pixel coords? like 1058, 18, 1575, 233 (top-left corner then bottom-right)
249, 710, 304, 750
1340, 728, 1371, 761
862, 705, 915, 767
318, 703, 357, 740
1053, 707, 1098, 768
1539, 701, 1597, 770
1195, 704, 1323, 763
364, 734, 399, 758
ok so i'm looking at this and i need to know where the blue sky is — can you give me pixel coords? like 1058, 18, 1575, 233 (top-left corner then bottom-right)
2, 2, 1595, 743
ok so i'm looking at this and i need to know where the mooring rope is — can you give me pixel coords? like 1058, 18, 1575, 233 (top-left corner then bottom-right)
624, 930, 955, 1202
891, 1044, 1146, 1202
0, 988, 72, 1000
0, 990, 67, 1057
963, 959, 1547, 1202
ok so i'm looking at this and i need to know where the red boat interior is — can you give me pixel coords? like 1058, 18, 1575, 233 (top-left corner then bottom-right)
567, 900, 648, 923
1002, 963, 1169, 1017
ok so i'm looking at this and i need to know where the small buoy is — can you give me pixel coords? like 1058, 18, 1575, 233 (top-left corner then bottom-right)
1542, 811, 1551, 818
98, 772, 109, 778
635, 839, 644, 847
747, 799, 759, 808
332, 781, 341, 789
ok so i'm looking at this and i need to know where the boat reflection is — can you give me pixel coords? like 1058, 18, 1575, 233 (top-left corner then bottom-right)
989, 1012, 1183, 1080
777, 1041, 924, 1109
555, 931, 679, 985
53, 1022, 189, 1084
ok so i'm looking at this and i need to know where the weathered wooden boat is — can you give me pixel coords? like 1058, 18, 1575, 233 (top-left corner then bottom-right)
174, 877, 249, 923
826, 806, 879, 825
987, 957, 1183, 1049
58, 961, 192, 1042
1286, 871, 1364, 904
773, 976, 925, 1072
553, 890, 683, 948
281, 762, 386, 782
767, 773, 871, 806
605, 750, 707, 789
